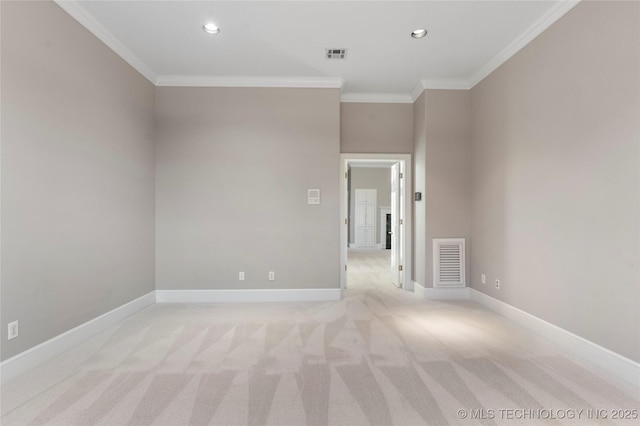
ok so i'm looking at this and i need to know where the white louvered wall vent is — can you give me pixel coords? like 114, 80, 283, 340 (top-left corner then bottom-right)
433, 238, 466, 288
326, 48, 347, 59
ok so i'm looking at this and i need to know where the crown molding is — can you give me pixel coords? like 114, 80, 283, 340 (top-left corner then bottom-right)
54, 0, 580, 96
340, 92, 413, 104
409, 78, 470, 102
53, 0, 157, 84
410, 80, 428, 102
156, 75, 345, 89
469, 0, 581, 88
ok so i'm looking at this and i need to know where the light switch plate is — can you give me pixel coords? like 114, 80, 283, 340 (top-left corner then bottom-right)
307, 189, 320, 204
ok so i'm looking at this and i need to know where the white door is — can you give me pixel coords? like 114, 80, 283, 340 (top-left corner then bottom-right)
355, 189, 376, 248
391, 163, 402, 287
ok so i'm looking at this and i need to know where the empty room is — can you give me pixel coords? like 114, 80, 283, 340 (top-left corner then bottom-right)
1, 0, 639, 425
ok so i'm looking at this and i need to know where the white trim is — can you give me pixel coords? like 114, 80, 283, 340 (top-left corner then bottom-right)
156, 289, 341, 303
340, 93, 413, 104
0, 292, 155, 385
349, 243, 357, 249
469, 0, 581, 88
410, 79, 471, 103
411, 2, 581, 97
349, 162, 398, 168
52, 1, 157, 84
424, 287, 471, 300
410, 80, 428, 102
470, 289, 640, 389
413, 281, 426, 297
53, 0, 578, 96
156, 75, 345, 89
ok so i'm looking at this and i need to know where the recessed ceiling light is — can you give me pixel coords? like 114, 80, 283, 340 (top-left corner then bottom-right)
203, 23, 220, 34
411, 29, 427, 39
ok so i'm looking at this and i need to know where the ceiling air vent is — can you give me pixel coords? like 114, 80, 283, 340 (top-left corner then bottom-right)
326, 49, 347, 59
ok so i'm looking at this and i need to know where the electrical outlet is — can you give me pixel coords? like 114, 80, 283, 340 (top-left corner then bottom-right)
495, 279, 501, 290
481, 274, 486, 284
269, 271, 275, 281
239, 272, 245, 281
8, 321, 18, 340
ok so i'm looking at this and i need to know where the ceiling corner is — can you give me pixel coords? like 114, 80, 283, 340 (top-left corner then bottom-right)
53, 0, 158, 84
410, 80, 428, 103
468, 0, 582, 88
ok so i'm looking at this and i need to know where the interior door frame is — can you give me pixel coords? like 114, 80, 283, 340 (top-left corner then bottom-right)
340, 153, 413, 291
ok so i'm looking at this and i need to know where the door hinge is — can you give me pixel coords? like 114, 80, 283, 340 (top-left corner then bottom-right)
345, 265, 348, 271
399, 219, 403, 225
399, 172, 403, 179
345, 172, 348, 179
398, 265, 403, 271
345, 218, 348, 225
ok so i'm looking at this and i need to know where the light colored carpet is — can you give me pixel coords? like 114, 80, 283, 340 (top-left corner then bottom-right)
1, 249, 638, 425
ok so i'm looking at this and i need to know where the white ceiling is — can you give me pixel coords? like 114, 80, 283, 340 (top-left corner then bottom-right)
58, 1, 579, 101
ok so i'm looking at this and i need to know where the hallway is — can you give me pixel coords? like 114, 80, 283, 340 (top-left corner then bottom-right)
346, 249, 396, 293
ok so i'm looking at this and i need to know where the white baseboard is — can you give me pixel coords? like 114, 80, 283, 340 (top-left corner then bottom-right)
5, 286, 636, 391
469, 288, 640, 389
413, 281, 425, 297
349, 243, 356, 248
424, 287, 471, 300
413, 281, 471, 300
0, 291, 155, 385
156, 288, 342, 303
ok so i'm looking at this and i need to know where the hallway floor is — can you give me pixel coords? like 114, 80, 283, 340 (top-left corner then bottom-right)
347, 248, 396, 292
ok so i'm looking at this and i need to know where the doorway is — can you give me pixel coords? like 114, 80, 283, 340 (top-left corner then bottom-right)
340, 153, 412, 291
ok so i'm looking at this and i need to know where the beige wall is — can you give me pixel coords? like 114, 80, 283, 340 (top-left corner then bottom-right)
1, 1, 156, 360
341, 102, 413, 153
155, 87, 340, 290
470, 1, 640, 362
3, 0, 638, 369
413, 90, 472, 288
425, 90, 472, 287
348, 168, 392, 245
